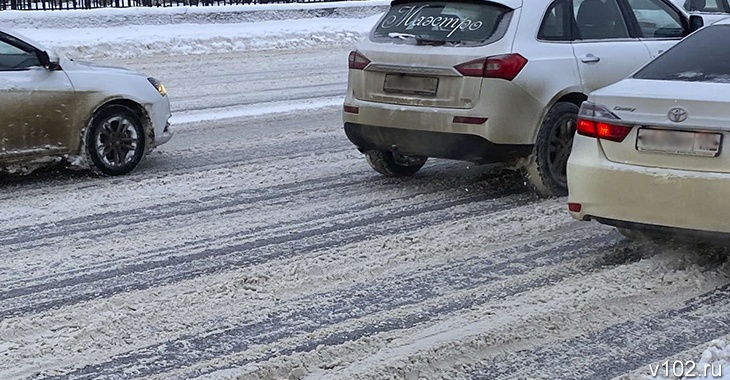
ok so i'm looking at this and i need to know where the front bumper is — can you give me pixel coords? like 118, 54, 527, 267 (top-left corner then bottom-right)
568, 135, 730, 235
146, 96, 173, 148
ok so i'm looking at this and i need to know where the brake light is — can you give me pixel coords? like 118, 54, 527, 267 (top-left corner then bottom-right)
348, 51, 371, 70
577, 102, 632, 142
576, 118, 632, 142
454, 54, 528, 81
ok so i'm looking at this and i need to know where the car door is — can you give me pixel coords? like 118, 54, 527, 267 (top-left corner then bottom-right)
624, 0, 688, 59
570, 0, 653, 94
0, 33, 75, 160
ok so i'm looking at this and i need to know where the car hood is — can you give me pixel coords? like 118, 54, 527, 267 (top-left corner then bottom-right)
60, 58, 145, 77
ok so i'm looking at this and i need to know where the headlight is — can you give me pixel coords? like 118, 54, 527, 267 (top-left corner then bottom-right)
148, 77, 167, 97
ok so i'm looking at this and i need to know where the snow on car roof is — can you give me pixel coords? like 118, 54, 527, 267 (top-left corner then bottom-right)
390, 0, 523, 9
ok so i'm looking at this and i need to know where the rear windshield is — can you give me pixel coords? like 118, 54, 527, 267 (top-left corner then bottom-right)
634, 25, 730, 83
371, 1, 513, 47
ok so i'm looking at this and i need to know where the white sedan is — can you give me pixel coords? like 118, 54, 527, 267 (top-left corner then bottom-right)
567, 21, 730, 241
0, 28, 172, 176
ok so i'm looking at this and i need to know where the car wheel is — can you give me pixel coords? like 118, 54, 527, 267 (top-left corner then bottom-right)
523, 102, 579, 198
85, 105, 146, 176
365, 150, 427, 177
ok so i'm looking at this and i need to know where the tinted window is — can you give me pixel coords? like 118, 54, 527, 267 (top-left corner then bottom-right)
684, 0, 730, 12
574, 0, 630, 40
539, 0, 573, 41
0, 37, 40, 71
634, 25, 730, 82
372, 2, 512, 46
627, 0, 684, 38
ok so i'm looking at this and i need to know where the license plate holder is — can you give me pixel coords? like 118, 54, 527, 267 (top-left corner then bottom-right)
636, 127, 723, 157
383, 74, 439, 96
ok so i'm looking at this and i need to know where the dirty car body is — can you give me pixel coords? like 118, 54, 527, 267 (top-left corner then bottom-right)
567, 22, 730, 241
343, 0, 697, 197
0, 28, 172, 176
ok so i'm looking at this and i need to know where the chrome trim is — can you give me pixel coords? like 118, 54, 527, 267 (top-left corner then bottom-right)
365, 64, 461, 77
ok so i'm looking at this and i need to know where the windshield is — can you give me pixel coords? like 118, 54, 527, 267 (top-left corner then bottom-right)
371, 1, 513, 46
634, 24, 730, 82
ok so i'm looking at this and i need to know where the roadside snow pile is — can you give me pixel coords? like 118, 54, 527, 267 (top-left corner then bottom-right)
17, 15, 382, 59
2, 1, 387, 59
0, 0, 389, 29
655, 340, 730, 380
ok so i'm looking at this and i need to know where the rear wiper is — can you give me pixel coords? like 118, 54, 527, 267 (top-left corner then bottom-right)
387, 32, 460, 46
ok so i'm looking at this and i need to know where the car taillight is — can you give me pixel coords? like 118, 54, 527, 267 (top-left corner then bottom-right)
348, 51, 371, 70
577, 102, 633, 143
576, 119, 632, 143
454, 54, 528, 81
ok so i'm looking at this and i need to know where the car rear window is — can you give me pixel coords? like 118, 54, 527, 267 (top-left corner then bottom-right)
634, 25, 730, 83
371, 1, 513, 47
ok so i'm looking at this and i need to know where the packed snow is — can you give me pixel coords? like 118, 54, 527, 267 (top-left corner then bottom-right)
12, 13, 384, 59
1, 3, 730, 380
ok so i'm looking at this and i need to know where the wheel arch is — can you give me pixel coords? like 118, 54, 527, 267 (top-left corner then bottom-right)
84, 98, 154, 153
528, 89, 587, 144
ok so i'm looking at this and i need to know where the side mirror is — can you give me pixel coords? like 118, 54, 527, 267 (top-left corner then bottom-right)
36, 50, 60, 70
689, 15, 705, 33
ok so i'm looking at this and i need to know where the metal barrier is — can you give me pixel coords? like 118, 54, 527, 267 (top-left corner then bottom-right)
0, 0, 347, 11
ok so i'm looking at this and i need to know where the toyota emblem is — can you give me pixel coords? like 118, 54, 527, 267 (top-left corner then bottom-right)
668, 108, 688, 123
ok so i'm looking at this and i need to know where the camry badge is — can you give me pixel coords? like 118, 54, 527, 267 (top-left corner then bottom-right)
668, 107, 688, 123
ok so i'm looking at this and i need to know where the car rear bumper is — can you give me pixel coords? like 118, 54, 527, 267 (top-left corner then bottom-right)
344, 122, 532, 163
568, 135, 730, 235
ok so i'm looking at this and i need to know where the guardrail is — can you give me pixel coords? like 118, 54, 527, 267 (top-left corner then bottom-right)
0, 0, 348, 11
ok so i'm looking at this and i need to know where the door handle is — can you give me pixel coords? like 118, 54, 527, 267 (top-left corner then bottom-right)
580, 54, 601, 63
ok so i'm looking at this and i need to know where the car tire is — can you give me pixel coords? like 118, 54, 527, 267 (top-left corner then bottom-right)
523, 102, 579, 198
85, 105, 146, 176
365, 150, 427, 177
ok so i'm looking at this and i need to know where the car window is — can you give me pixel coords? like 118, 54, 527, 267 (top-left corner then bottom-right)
684, 0, 730, 12
371, 1, 513, 47
634, 24, 730, 82
0, 38, 41, 71
573, 0, 631, 40
627, 0, 684, 38
539, 0, 574, 41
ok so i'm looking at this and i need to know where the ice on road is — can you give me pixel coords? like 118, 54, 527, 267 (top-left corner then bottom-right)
1, 47, 730, 380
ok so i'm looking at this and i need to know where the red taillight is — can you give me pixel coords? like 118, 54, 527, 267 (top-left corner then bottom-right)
344, 105, 359, 114
348, 51, 371, 70
453, 116, 488, 124
568, 203, 582, 212
454, 54, 528, 81
576, 118, 632, 143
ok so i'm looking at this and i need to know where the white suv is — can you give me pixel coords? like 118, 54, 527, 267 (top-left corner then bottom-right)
343, 0, 699, 196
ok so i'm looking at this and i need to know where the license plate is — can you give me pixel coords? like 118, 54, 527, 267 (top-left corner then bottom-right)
636, 128, 723, 157
383, 74, 439, 96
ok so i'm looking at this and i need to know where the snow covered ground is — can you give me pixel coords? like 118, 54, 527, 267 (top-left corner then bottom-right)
2, 3, 730, 380
4, 1, 387, 59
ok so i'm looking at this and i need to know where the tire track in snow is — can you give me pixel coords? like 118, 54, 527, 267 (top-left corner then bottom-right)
36, 230, 622, 380
0, 166, 522, 292
0, 181, 531, 320
466, 281, 730, 380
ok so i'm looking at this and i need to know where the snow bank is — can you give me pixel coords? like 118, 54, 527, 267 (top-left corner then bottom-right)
2, 1, 387, 59
0, 0, 389, 29
16, 14, 382, 59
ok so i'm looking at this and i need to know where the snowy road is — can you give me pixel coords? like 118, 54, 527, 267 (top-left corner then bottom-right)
1, 47, 730, 380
